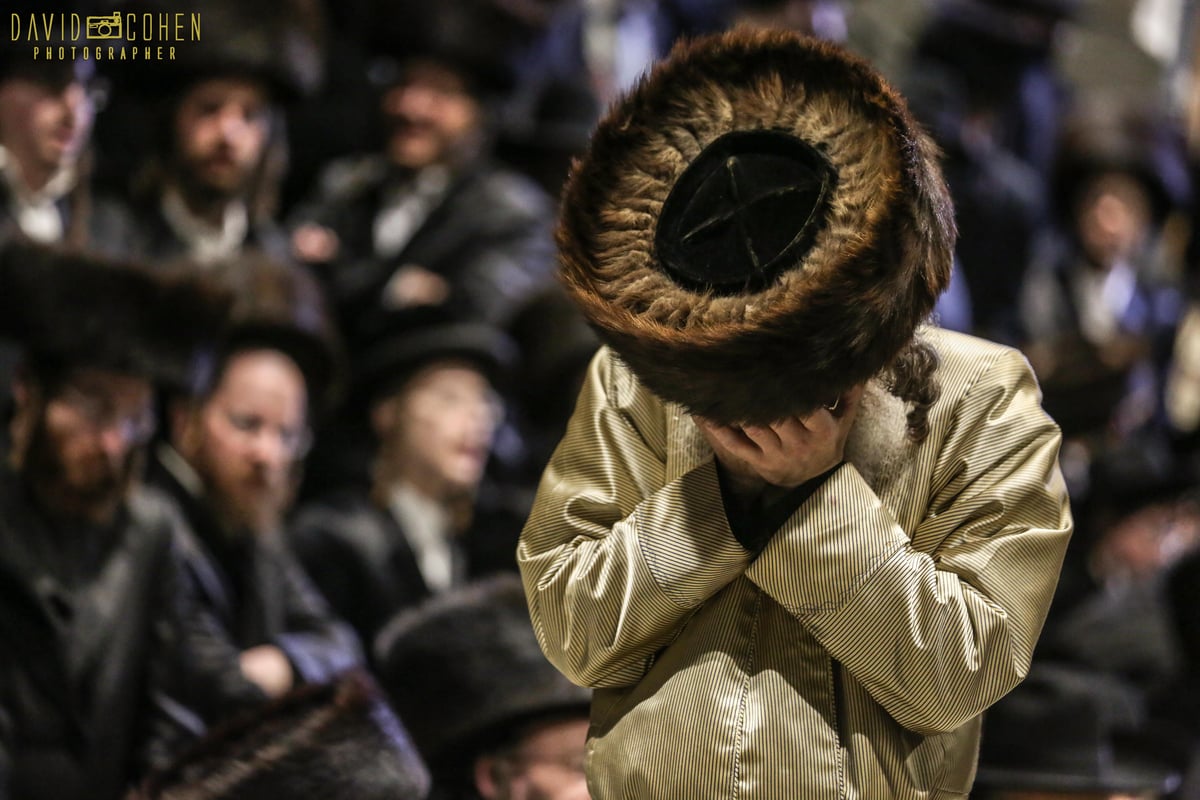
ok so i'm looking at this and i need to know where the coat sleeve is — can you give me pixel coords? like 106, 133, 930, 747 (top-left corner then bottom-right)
0, 704, 10, 800
269, 540, 365, 684
518, 349, 752, 689
139, 520, 267, 774
745, 345, 1073, 735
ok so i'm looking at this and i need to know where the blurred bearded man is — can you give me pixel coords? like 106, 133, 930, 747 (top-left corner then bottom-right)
0, 243, 263, 800
147, 255, 362, 699
90, 0, 324, 267
288, 0, 555, 354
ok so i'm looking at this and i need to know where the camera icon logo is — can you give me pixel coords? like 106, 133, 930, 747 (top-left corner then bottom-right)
85, 13, 123, 40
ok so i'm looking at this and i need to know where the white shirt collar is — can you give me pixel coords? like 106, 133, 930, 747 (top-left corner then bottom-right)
387, 483, 457, 593
160, 186, 249, 265
0, 144, 77, 243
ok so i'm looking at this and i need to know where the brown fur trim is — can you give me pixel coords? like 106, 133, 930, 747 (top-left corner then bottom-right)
558, 29, 955, 424
133, 671, 429, 800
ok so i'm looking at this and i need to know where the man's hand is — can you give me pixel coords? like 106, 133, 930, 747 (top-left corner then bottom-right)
291, 223, 340, 263
695, 385, 863, 499
239, 645, 295, 699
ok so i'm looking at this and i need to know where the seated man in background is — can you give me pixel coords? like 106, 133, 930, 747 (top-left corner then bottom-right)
289, 305, 520, 652
375, 574, 591, 800
148, 255, 362, 699
0, 243, 262, 800
288, 0, 556, 352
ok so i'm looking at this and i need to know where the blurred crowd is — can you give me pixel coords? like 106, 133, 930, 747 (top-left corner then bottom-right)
3, 0, 1200, 797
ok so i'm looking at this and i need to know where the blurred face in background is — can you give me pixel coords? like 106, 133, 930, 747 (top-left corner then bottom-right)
373, 359, 502, 502
381, 60, 484, 171
173, 76, 271, 201
177, 349, 310, 534
10, 368, 154, 525
0, 69, 95, 191
1074, 172, 1154, 270
476, 715, 591, 800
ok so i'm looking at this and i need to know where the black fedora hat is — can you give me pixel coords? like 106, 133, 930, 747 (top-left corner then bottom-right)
374, 574, 591, 769
352, 304, 516, 409
205, 254, 345, 418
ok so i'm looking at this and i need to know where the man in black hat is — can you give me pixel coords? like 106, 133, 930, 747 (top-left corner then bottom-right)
289, 305, 519, 651
375, 574, 590, 800
0, 55, 97, 248
0, 4, 107, 413
0, 243, 263, 800
147, 254, 362, 701
518, 29, 1073, 798
288, 0, 556, 352
90, 0, 323, 267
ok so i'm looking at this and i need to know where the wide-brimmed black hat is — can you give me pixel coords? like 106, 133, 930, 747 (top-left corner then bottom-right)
204, 255, 344, 417
113, 0, 325, 102
557, 28, 955, 425
975, 663, 1183, 796
365, 0, 537, 100
0, 242, 229, 392
374, 574, 591, 770
352, 304, 516, 408
1051, 100, 1191, 230
1, 0, 106, 86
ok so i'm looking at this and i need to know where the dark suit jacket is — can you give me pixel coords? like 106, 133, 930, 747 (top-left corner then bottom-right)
145, 449, 364, 685
0, 469, 260, 800
287, 490, 445, 656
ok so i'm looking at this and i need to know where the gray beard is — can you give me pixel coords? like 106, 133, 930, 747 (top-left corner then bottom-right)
843, 378, 912, 497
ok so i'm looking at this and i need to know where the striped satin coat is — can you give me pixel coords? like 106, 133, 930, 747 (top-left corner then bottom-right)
518, 328, 1073, 799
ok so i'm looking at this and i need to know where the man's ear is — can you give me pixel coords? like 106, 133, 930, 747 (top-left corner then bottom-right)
369, 395, 397, 441
169, 397, 203, 458
7, 370, 40, 468
473, 754, 506, 800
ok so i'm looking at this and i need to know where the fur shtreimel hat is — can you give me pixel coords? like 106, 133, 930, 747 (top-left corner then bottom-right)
0, 242, 229, 392
558, 29, 955, 425
130, 670, 430, 800
374, 574, 591, 769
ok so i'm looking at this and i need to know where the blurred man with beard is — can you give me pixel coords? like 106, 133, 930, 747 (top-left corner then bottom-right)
288, 0, 555, 354
90, 0, 324, 267
147, 256, 362, 700
0, 243, 264, 800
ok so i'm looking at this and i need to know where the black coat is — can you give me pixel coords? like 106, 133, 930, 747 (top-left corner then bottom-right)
289, 155, 556, 349
146, 450, 364, 684
88, 193, 292, 267
287, 490, 446, 654
0, 469, 261, 800
288, 487, 526, 655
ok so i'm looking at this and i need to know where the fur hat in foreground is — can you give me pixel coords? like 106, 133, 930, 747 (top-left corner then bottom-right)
130, 671, 430, 800
374, 574, 591, 770
558, 28, 955, 424
0, 242, 230, 392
